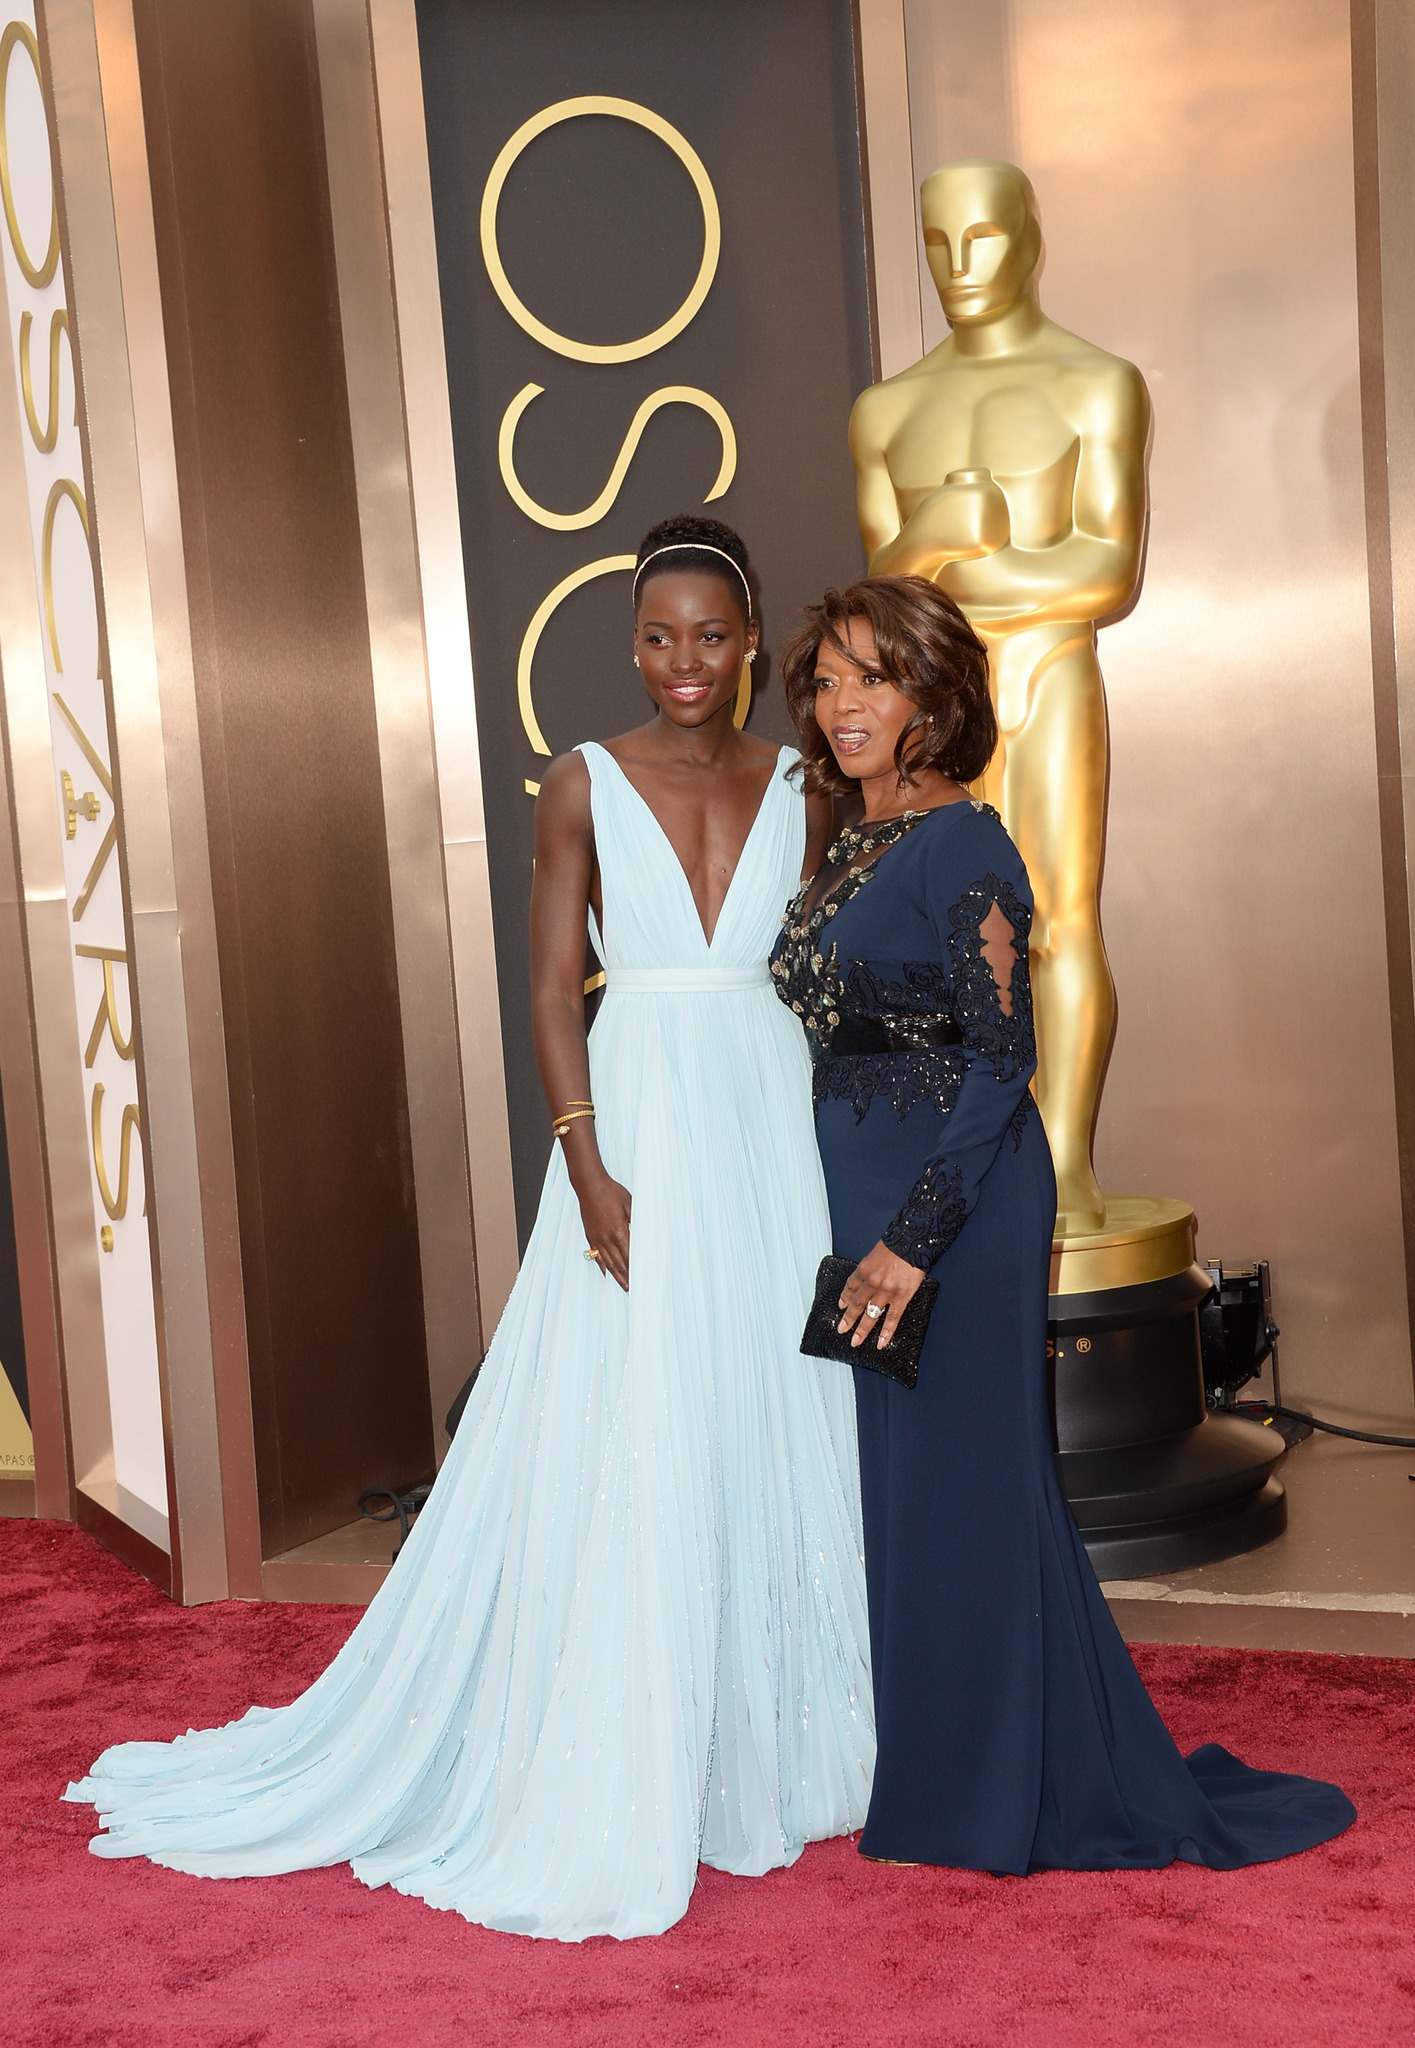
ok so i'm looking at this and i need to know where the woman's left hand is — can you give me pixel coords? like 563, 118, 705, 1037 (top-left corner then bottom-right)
838, 1242, 926, 1351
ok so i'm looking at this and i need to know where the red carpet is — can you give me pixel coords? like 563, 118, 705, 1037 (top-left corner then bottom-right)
4, 1519, 1414, 2047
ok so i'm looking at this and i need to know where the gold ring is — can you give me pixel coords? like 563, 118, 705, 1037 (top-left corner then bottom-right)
584, 1247, 602, 1264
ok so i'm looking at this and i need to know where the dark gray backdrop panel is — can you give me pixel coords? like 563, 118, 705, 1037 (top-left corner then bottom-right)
416, 0, 874, 1240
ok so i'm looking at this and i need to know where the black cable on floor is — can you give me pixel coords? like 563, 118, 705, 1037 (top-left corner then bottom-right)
357, 1484, 432, 1559
1237, 1400, 1415, 1450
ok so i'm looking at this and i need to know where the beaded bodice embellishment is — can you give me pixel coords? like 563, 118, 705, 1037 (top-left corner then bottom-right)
770, 802, 1004, 1072
770, 811, 930, 1059
770, 797, 1039, 1274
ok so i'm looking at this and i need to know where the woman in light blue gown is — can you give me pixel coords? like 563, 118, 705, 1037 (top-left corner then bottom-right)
65, 515, 874, 1943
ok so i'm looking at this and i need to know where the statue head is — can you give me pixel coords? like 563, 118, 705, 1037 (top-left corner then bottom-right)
919, 159, 1041, 327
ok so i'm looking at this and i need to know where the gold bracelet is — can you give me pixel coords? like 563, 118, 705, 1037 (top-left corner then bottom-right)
552, 1107, 596, 1138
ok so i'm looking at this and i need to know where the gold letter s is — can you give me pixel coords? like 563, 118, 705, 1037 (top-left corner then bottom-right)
499, 383, 736, 531
91, 1082, 142, 1221
19, 309, 71, 454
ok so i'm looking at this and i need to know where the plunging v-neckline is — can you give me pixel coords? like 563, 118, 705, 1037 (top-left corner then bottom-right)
590, 743, 786, 950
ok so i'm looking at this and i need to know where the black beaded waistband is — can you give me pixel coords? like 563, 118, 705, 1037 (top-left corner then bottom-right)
825, 1013, 963, 1056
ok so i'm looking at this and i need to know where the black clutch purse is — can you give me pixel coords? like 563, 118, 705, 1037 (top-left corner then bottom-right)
799, 1255, 938, 1389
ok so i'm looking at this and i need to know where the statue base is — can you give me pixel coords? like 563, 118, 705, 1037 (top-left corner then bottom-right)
1049, 1197, 1287, 1578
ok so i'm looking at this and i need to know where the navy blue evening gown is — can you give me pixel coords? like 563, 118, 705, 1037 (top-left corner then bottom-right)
771, 797, 1354, 1872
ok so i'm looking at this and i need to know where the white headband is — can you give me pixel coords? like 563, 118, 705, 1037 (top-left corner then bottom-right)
631, 543, 753, 616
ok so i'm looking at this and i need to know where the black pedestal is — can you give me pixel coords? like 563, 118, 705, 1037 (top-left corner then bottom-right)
1051, 1265, 1286, 1577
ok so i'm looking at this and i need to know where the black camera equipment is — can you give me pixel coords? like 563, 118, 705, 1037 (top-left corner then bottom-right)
1200, 1259, 1284, 1408
444, 1355, 484, 1439
1202, 1257, 1415, 1450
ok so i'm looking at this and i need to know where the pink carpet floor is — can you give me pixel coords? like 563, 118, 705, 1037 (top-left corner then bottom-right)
5, 1516, 1415, 2047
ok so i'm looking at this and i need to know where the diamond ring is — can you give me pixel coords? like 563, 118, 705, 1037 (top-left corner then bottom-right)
865, 1301, 883, 1319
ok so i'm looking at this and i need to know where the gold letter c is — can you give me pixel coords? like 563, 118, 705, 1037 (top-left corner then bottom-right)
518, 556, 635, 754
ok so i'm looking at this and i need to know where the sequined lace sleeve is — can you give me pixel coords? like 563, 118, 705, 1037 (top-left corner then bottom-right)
880, 1160, 969, 1271
880, 851, 1039, 1272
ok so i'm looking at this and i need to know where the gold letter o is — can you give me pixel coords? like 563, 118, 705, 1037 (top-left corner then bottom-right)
0, 23, 59, 290
480, 96, 720, 365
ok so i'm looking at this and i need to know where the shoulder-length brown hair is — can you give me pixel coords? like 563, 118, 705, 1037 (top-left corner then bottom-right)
780, 576, 996, 799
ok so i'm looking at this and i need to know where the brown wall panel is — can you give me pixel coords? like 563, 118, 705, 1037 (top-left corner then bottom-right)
132, 0, 432, 1552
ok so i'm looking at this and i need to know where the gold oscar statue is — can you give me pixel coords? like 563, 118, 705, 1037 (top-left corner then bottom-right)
851, 157, 1157, 1249
847, 160, 1289, 1571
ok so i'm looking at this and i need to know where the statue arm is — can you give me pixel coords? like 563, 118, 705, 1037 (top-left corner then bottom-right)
939, 365, 1150, 625
849, 389, 903, 563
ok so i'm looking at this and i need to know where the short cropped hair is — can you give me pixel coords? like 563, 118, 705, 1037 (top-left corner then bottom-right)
633, 512, 754, 623
779, 576, 996, 799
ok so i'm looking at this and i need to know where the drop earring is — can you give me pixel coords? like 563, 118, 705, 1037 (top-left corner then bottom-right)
633, 655, 640, 668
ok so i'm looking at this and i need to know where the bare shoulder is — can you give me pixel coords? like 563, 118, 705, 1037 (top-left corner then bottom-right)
599, 720, 662, 769
534, 748, 592, 828
803, 787, 834, 869
740, 730, 788, 769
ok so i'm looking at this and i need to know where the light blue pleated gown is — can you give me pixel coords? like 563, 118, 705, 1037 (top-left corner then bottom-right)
66, 742, 874, 1942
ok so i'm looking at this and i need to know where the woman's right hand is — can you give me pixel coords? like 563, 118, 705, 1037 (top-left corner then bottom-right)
574, 1170, 632, 1291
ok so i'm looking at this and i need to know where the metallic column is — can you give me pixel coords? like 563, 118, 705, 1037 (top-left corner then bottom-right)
316, 0, 518, 1405
0, 0, 260, 1595
1352, 0, 1415, 1405
855, 0, 923, 378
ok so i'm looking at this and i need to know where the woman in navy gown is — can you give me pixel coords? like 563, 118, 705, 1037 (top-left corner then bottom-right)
771, 574, 1354, 1873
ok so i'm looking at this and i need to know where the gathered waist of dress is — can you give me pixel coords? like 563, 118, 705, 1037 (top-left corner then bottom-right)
823, 1012, 963, 1057
604, 965, 773, 994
